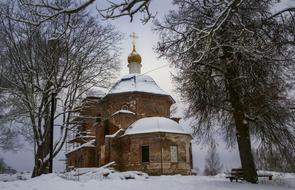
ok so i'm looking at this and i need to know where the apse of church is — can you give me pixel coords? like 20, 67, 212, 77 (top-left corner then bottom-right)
66, 33, 192, 175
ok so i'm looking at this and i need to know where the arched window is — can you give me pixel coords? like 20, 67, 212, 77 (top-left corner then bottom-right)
121, 104, 128, 111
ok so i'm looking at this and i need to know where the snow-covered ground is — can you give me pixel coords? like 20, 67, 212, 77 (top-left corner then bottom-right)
1, 170, 294, 190
0, 171, 31, 182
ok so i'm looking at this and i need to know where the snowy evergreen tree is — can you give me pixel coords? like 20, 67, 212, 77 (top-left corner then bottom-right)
0, 158, 7, 173
204, 142, 223, 176
154, 0, 295, 183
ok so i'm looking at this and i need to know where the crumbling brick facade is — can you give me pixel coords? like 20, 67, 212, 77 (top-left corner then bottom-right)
66, 77, 192, 175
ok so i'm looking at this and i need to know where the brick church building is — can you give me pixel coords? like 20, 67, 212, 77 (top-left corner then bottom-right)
66, 35, 192, 175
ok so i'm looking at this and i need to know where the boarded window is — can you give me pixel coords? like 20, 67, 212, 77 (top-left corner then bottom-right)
104, 120, 109, 136
170, 145, 178, 162
80, 157, 84, 167
96, 114, 101, 123
141, 145, 149, 162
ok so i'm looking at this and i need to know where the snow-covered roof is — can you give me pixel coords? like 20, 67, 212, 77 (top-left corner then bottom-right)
86, 87, 107, 98
67, 135, 95, 143
124, 117, 191, 136
108, 74, 175, 102
66, 140, 96, 155
105, 129, 125, 138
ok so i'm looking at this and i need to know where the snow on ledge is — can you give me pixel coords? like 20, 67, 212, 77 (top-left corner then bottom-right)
111, 110, 135, 117
105, 129, 125, 138
67, 135, 95, 143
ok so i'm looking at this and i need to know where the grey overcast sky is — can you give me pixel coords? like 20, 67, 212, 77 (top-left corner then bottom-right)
2, 0, 293, 173
96, 0, 176, 97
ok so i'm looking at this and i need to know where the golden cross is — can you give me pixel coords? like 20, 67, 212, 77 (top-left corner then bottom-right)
130, 32, 138, 48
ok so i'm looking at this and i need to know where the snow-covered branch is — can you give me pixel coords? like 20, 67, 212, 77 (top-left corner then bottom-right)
269, 7, 295, 19
11, 0, 96, 26
97, 0, 153, 23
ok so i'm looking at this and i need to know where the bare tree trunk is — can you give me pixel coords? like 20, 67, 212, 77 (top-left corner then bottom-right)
225, 61, 258, 183
32, 144, 50, 177
31, 94, 52, 177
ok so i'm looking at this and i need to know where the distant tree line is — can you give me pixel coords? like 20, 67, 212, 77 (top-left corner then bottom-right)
255, 147, 295, 173
0, 158, 16, 174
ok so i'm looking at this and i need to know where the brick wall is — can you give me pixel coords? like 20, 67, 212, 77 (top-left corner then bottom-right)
109, 132, 192, 175
66, 147, 96, 168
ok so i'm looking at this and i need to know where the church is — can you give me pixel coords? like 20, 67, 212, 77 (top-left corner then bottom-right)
66, 34, 193, 175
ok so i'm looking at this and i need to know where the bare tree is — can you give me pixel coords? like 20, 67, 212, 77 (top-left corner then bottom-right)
7, 0, 153, 26
204, 142, 223, 176
5, 0, 295, 27
154, 0, 295, 183
0, 126, 20, 151
8, 0, 96, 26
0, 6, 20, 151
0, 2, 121, 177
